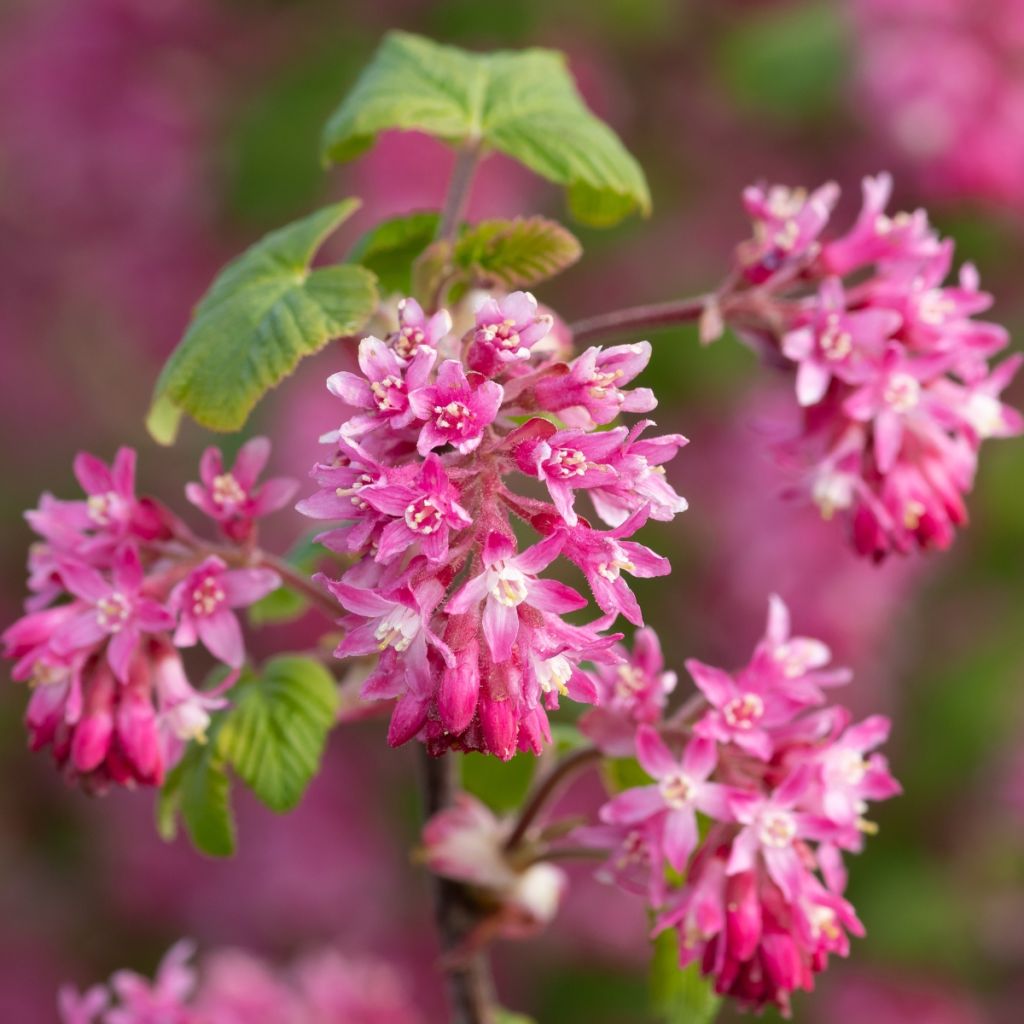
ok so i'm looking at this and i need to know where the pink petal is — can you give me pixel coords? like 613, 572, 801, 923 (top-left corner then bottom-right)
483, 598, 519, 663
663, 808, 698, 872
222, 568, 281, 607
635, 724, 676, 779
197, 609, 245, 667
232, 436, 271, 488
599, 785, 665, 824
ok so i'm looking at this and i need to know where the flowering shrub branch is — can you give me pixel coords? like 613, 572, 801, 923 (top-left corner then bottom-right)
3, 28, 1020, 1024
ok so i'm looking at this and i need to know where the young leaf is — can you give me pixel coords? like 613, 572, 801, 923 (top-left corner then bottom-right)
217, 656, 339, 813
348, 211, 440, 294
650, 928, 721, 1024
453, 216, 581, 290
158, 740, 238, 858
147, 200, 378, 444
322, 32, 650, 227
461, 751, 536, 813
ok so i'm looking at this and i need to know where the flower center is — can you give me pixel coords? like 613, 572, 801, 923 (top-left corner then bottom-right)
659, 771, 696, 810
393, 324, 426, 360
404, 496, 443, 535
87, 491, 120, 526
370, 375, 406, 412
917, 290, 955, 326
614, 664, 646, 702
489, 564, 529, 607
212, 472, 246, 509
335, 472, 374, 512
966, 393, 1003, 437
758, 809, 797, 848
374, 606, 420, 652
811, 905, 841, 941
433, 401, 474, 435
97, 592, 132, 632
832, 749, 868, 786
722, 692, 765, 730
883, 372, 920, 413
537, 654, 572, 696
549, 447, 588, 479
191, 576, 226, 617
587, 368, 624, 400
483, 318, 523, 352
819, 315, 852, 361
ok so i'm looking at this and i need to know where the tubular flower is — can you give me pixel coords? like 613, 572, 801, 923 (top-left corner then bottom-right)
578, 597, 899, 1016
303, 291, 687, 759
3, 443, 290, 791
732, 172, 1021, 559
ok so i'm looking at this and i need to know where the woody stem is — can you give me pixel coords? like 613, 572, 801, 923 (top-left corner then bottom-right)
420, 749, 497, 1024
568, 295, 712, 345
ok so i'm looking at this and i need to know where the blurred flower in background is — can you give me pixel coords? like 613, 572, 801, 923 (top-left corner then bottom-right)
1, 0, 1023, 1022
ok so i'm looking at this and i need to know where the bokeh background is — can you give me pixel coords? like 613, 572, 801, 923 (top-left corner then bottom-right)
1, 0, 1023, 1021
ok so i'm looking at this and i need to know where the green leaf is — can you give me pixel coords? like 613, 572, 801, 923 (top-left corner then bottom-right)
602, 755, 652, 794
217, 656, 339, 812
452, 216, 581, 290
148, 201, 378, 444
650, 928, 721, 1024
322, 32, 650, 226
461, 751, 536, 812
494, 1011, 536, 1024
158, 740, 237, 858
348, 211, 440, 294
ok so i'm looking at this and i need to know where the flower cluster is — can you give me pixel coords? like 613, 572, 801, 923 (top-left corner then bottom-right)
58, 941, 422, 1024
735, 173, 1021, 559
580, 597, 900, 1015
852, 0, 1024, 210
2, 440, 292, 790
302, 292, 687, 759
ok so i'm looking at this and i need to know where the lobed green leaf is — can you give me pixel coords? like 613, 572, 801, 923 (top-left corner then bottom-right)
348, 211, 441, 294
147, 200, 378, 444
649, 928, 721, 1024
322, 32, 650, 227
452, 216, 581, 290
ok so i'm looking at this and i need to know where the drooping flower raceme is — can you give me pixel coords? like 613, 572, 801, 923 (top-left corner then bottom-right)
731, 173, 1021, 559
302, 290, 687, 759
2, 442, 288, 791
577, 597, 900, 1016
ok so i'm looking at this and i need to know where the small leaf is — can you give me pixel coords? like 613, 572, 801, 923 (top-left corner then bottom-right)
494, 1011, 537, 1024
148, 200, 378, 443
178, 737, 237, 856
218, 656, 339, 812
322, 32, 650, 227
348, 211, 440, 294
453, 216, 581, 290
650, 928, 721, 1024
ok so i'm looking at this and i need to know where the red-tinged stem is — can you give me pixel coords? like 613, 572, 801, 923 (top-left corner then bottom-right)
437, 141, 483, 245
419, 749, 497, 1024
568, 294, 712, 345
505, 745, 602, 851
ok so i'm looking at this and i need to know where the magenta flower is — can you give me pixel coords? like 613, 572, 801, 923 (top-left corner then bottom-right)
107, 940, 196, 1024
534, 342, 656, 428
558, 508, 670, 625
326, 334, 435, 435
513, 421, 625, 525
58, 984, 109, 1024
170, 556, 279, 668
445, 532, 585, 663
601, 728, 729, 873
360, 453, 471, 563
580, 627, 678, 755
53, 546, 174, 683
186, 437, 297, 542
408, 359, 504, 455
387, 296, 452, 365
468, 289, 553, 376
782, 277, 901, 406
738, 181, 839, 282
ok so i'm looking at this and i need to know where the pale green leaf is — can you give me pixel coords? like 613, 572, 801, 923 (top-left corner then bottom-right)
217, 656, 339, 812
348, 211, 440, 294
322, 32, 650, 226
650, 928, 721, 1024
148, 200, 378, 443
159, 740, 237, 858
453, 216, 581, 290
461, 751, 536, 813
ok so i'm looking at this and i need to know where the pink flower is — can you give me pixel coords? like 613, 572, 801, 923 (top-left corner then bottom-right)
513, 421, 626, 526
186, 437, 297, 543
580, 627, 678, 755
445, 532, 585, 663
407, 359, 504, 455
53, 546, 174, 684
360, 454, 471, 563
326, 335, 435, 435
601, 728, 729, 874
534, 342, 656, 427
467, 289, 553, 376
170, 556, 279, 668
782, 277, 901, 406
106, 940, 196, 1024
387, 296, 451, 365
